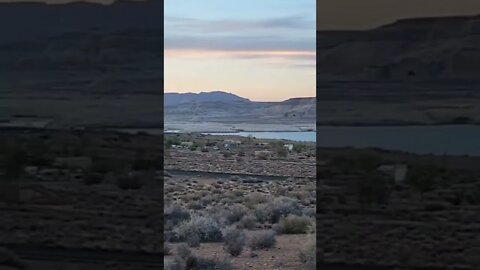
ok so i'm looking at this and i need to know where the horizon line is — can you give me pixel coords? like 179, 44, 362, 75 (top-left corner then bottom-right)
164, 90, 315, 102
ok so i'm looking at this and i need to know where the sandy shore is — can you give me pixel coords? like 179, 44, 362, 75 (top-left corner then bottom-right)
165, 121, 315, 133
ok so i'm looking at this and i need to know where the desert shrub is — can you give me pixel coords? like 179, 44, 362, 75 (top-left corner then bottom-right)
165, 137, 182, 148
225, 204, 247, 224
293, 144, 306, 153
186, 231, 201, 247
175, 215, 223, 243
164, 242, 172, 255
200, 195, 214, 205
275, 215, 313, 234
214, 258, 236, 270
165, 259, 184, 270
239, 214, 258, 229
232, 190, 244, 197
170, 245, 236, 270
356, 172, 392, 205
116, 175, 143, 190
222, 151, 233, 158
276, 147, 288, 158
248, 230, 276, 250
83, 171, 103, 185
255, 151, 269, 160
254, 196, 302, 223
244, 192, 269, 208
189, 257, 235, 270
176, 243, 192, 259
223, 227, 246, 256
165, 205, 190, 226
187, 201, 203, 210
303, 207, 316, 218
299, 235, 316, 270
406, 168, 437, 197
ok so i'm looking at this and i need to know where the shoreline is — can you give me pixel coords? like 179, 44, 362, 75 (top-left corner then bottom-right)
316, 122, 480, 127
2, 122, 480, 133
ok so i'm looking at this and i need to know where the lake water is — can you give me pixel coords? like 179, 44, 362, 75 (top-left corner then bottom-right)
203, 131, 316, 142
207, 125, 480, 156
117, 125, 480, 156
316, 125, 480, 156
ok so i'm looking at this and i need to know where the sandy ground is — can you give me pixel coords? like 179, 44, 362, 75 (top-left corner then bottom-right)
165, 234, 310, 270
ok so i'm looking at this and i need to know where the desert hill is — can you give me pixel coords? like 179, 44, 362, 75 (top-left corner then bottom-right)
165, 92, 315, 123
317, 15, 480, 81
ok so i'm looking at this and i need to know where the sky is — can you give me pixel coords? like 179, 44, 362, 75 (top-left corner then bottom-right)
0, 0, 116, 3
165, 0, 316, 102
318, 0, 480, 30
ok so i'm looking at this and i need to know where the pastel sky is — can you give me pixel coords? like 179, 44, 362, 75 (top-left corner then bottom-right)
165, 0, 316, 102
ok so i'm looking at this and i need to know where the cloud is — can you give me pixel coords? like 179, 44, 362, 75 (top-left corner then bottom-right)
164, 11, 315, 68
165, 35, 315, 53
165, 49, 315, 61
166, 15, 314, 33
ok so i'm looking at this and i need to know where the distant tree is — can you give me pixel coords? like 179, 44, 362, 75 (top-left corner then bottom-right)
276, 147, 288, 158
293, 144, 306, 154
406, 168, 436, 199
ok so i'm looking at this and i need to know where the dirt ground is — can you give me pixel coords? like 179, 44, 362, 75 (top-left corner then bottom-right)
166, 234, 309, 270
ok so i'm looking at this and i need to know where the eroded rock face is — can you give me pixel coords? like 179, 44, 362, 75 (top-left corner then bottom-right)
317, 15, 480, 81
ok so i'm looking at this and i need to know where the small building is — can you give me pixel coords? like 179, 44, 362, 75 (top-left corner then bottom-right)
284, 144, 294, 151
377, 164, 408, 184
224, 139, 242, 145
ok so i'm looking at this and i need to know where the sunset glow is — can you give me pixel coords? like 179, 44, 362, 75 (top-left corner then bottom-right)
165, 0, 315, 101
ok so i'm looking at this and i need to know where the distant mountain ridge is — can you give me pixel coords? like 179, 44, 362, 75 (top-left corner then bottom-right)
164, 91, 250, 106
165, 91, 315, 122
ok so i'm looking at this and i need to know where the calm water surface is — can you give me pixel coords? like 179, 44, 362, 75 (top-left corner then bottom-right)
117, 125, 480, 156
315, 125, 480, 156
204, 131, 316, 142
